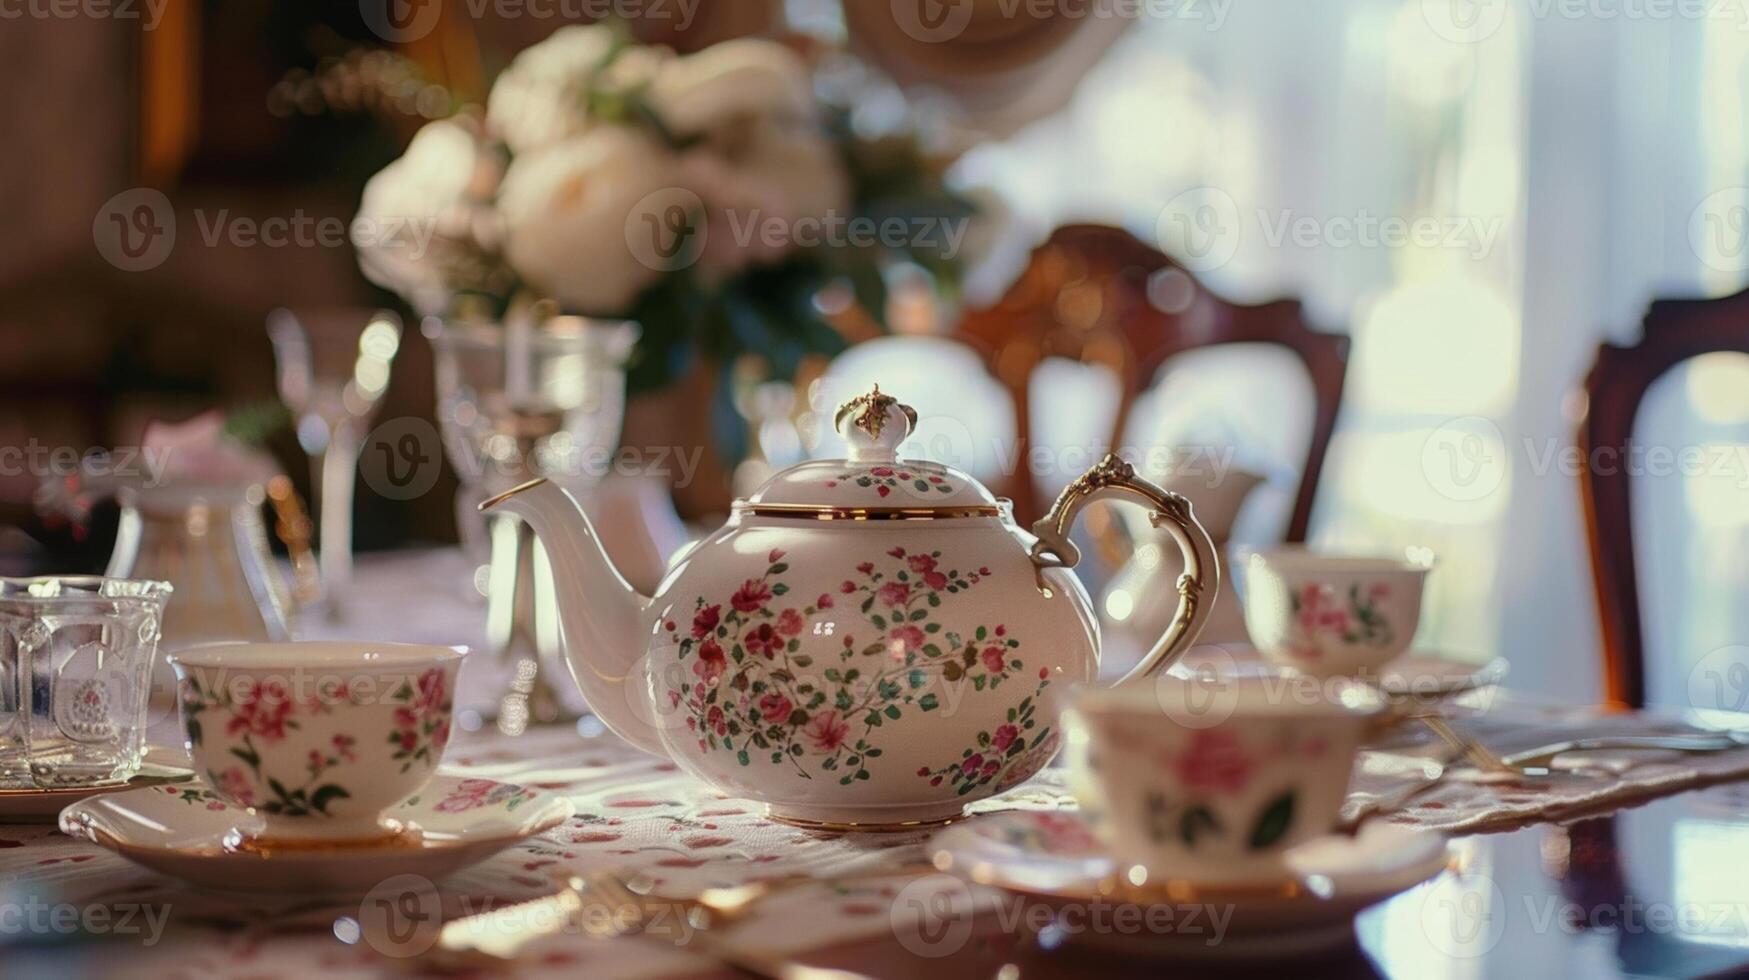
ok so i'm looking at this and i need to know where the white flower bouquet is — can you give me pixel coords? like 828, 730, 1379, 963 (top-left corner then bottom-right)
353, 25, 973, 394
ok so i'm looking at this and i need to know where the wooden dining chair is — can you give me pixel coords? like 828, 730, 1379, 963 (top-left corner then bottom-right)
953, 224, 1351, 532
1578, 286, 1749, 709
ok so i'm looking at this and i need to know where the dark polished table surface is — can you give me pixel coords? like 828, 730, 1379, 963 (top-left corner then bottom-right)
794, 780, 1749, 980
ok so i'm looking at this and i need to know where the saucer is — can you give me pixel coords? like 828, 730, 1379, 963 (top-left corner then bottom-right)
60, 774, 573, 893
0, 763, 195, 824
930, 810, 1450, 957
1375, 654, 1509, 699
1178, 646, 1508, 699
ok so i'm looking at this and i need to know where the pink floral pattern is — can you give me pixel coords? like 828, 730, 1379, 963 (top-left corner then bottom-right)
390, 668, 453, 773
671, 547, 1043, 788
1289, 582, 1394, 656
917, 666, 1055, 796
217, 766, 256, 806
159, 784, 229, 811
429, 777, 536, 813
1170, 729, 1255, 795
179, 668, 453, 817
824, 465, 956, 498
1137, 729, 1306, 852
996, 811, 1101, 855
224, 681, 295, 741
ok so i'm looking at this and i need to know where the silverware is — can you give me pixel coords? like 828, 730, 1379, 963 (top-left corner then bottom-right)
579, 871, 874, 980
401, 868, 887, 978
1500, 733, 1746, 770
1409, 710, 1617, 780
1412, 710, 1522, 775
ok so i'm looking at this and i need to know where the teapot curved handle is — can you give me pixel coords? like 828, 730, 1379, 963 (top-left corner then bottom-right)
1029, 454, 1221, 683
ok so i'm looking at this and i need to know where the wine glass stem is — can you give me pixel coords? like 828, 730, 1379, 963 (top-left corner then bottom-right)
316, 428, 360, 619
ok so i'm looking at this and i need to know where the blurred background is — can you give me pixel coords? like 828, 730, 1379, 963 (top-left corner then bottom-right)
2, 0, 1747, 714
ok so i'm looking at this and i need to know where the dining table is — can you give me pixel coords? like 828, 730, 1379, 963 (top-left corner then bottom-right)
4, 549, 1749, 980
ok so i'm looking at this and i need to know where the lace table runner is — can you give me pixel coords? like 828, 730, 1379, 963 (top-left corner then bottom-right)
1342, 701, 1749, 834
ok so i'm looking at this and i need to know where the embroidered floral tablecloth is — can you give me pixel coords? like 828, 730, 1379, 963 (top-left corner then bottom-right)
4, 549, 1749, 978
0, 724, 1063, 979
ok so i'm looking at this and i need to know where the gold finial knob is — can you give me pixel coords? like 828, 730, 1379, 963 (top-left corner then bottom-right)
834, 385, 917, 460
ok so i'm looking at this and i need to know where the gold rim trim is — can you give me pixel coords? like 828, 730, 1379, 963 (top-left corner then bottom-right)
959, 870, 1309, 905
479, 477, 550, 512
735, 503, 1003, 521
72, 809, 573, 859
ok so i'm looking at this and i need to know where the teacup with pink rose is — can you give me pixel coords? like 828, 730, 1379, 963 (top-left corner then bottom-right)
168, 641, 465, 843
1063, 674, 1384, 886
1240, 548, 1433, 679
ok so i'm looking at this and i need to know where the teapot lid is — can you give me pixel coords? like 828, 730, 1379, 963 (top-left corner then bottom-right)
738, 386, 1002, 518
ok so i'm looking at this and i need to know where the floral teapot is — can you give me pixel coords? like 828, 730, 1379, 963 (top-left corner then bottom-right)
482, 387, 1220, 828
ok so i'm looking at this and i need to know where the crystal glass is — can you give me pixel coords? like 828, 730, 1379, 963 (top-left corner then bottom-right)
0, 577, 172, 789
426, 315, 638, 570
267, 308, 404, 617
425, 315, 637, 730
107, 483, 291, 647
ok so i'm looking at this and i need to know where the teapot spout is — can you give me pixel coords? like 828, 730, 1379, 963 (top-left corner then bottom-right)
480, 478, 668, 756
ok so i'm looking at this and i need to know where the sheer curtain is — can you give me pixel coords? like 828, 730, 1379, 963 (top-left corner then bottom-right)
949, 0, 1749, 702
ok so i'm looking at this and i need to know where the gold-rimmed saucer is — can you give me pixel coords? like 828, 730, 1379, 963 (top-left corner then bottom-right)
0, 763, 194, 823
930, 810, 1451, 958
60, 774, 573, 894
1175, 646, 1510, 701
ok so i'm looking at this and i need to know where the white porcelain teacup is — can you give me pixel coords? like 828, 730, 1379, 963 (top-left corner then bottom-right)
1240, 548, 1432, 679
1063, 674, 1384, 886
167, 641, 465, 842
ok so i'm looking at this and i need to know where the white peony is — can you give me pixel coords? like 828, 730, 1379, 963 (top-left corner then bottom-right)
646, 38, 817, 139
498, 127, 684, 314
353, 118, 503, 314
678, 119, 851, 279
486, 25, 672, 154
